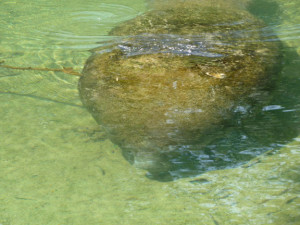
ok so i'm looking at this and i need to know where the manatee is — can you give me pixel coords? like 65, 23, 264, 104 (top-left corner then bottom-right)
78, 1, 281, 180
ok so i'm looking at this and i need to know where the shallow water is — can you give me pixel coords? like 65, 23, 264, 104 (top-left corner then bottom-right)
0, 0, 300, 224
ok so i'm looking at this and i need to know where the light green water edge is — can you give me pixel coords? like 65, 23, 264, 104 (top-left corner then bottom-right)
0, 0, 299, 224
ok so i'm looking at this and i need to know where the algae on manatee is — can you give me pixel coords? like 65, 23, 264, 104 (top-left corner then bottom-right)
78, 1, 281, 181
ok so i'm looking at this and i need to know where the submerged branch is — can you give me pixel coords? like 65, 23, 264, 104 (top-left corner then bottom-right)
0, 60, 82, 77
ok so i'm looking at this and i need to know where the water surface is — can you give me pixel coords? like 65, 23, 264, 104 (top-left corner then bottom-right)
0, 0, 299, 224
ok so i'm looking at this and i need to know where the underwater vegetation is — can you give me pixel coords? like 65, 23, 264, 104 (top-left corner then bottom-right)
77, 1, 282, 181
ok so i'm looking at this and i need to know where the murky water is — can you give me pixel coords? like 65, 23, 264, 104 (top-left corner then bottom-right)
0, 0, 299, 224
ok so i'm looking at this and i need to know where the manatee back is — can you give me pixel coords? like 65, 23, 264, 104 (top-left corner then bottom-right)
78, 3, 281, 181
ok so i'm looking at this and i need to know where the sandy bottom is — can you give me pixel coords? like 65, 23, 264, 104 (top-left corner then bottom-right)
0, 0, 300, 224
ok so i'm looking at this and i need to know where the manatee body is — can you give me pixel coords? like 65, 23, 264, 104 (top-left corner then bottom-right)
78, 2, 280, 180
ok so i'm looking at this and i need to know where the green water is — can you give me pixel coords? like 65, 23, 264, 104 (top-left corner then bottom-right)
0, 0, 299, 224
